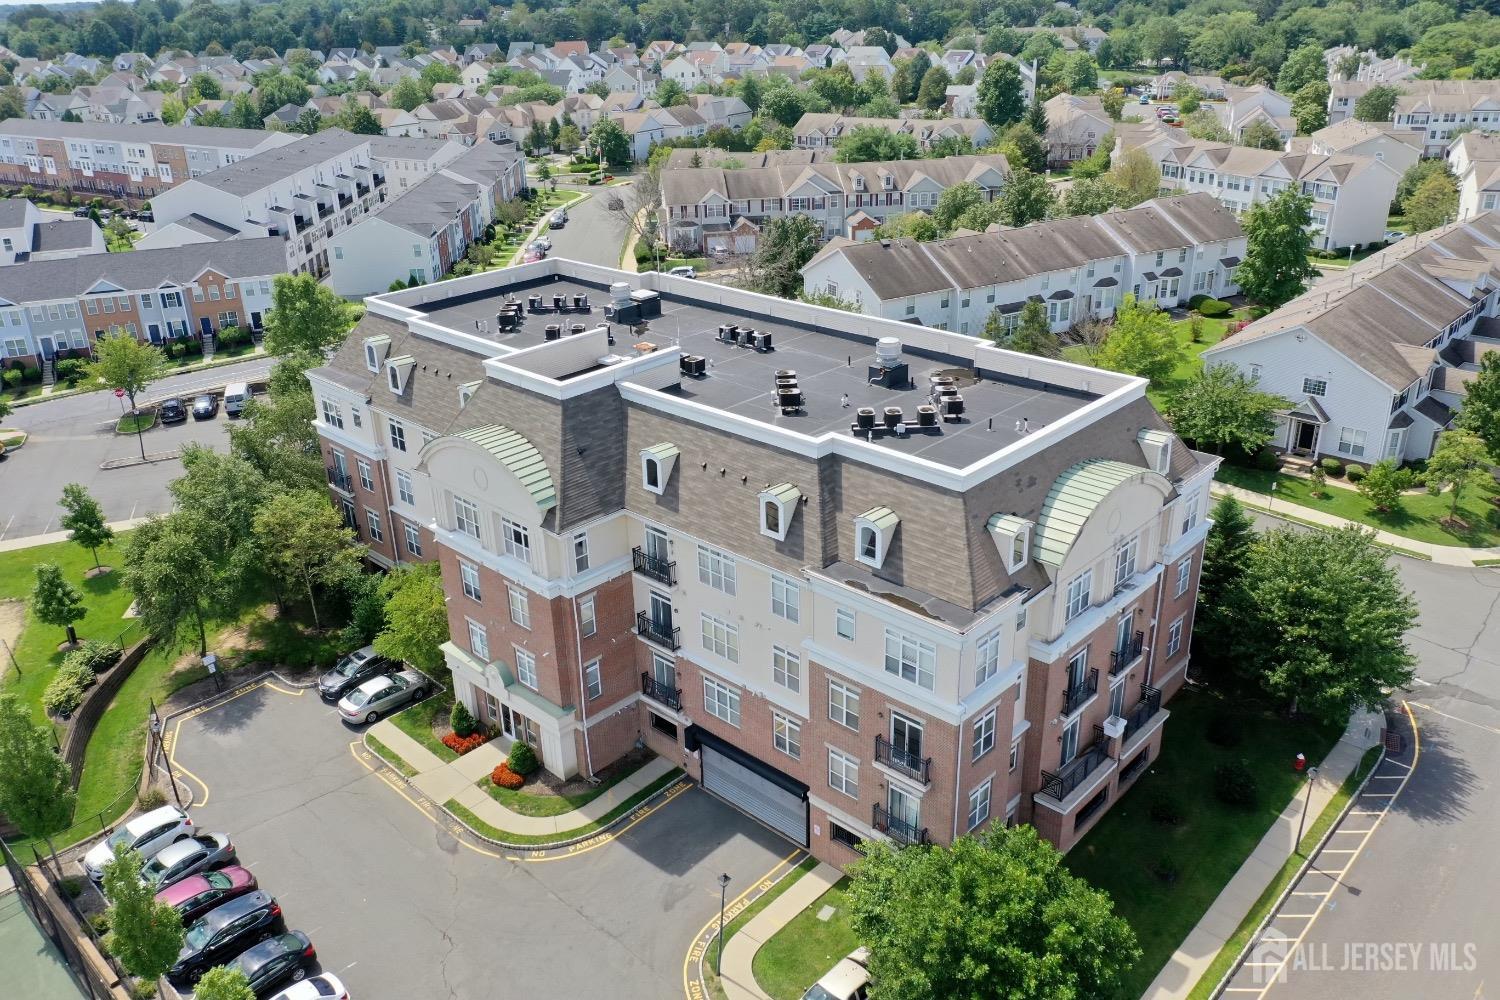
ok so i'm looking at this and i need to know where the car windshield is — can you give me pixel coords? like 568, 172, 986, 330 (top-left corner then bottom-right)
802, 987, 839, 1000
333, 653, 366, 677
346, 686, 375, 707
204, 871, 232, 890
105, 826, 133, 851
195, 396, 212, 406
143, 857, 169, 879
184, 918, 216, 950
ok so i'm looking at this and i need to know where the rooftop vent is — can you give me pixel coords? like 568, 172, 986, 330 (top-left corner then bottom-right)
876, 337, 901, 366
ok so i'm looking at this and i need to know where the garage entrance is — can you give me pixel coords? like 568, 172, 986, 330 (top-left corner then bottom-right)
689, 726, 809, 847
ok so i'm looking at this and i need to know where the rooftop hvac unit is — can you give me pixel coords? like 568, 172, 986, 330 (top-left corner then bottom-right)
609, 281, 632, 309
754, 331, 774, 352
944, 394, 965, 417
680, 355, 707, 377
916, 405, 937, 427
777, 387, 803, 409
883, 406, 903, 429
569, 323, 586, 335
545, 324, 561, 341
855, 407, 876, 430
876, 336, 902, 367
630, 289, 662, 318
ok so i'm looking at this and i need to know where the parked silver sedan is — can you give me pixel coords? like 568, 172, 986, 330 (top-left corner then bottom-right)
141, 832, 235, 891
336, 669, 432, 725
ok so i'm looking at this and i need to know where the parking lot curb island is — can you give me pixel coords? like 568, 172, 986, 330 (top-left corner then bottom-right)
715, 862, 844, 1000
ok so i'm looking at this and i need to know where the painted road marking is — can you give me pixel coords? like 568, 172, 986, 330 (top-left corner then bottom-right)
682, 849, 803, 1000
1410, 702, 1500, 735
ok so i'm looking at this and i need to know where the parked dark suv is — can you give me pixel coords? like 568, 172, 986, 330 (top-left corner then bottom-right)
167, 890, 284, 988
234, 931, 318, 996
317, 646, 394, 700
159, 398, 188, 424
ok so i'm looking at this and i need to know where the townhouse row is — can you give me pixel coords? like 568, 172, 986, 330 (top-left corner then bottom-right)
660, 152, 1010, 254
308, 258, 1215, 864
800, 193, 1246, 334
0, 239, 284, 369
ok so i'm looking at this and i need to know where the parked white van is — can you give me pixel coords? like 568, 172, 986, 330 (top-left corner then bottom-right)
223, 382, 250, 417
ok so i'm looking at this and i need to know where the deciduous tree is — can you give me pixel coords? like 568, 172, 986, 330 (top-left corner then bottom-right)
228, 352, 324, 492
100, 844, 184, 981
833, 125, 919, 163
1095, 294, 1184, 387
1456, 351, 1500, 460
1239, 120, 1285, 150
58, 483, 113, 571
744, 214, 821, 298
0, 693, 76, 875
1061, 176, 1123, 216
1291, 81, 1330, 135
1425, 429, 1491, 522
88, 330, 168, 461
263, 272, 353, 356
975, 59, 1025, 128
32, 563, 85, 645
125, 514, 216, 655
193, 966, 257, 1000
1353, 84, 1401, 122
253, 490, 364, 629
994, 167, 1055, 227
373, 562, 449, 673
1356, 459, 1413, 514
1235, 526, 1417, 724
1404, 170, 1458, 232
588, 116, 631, 166
1277, 44, 1327, 94
1167, 363, 1287, 455
847, 825, 1140, 1000
1107, 146, 1162, 207
1235, 188, 1319, 308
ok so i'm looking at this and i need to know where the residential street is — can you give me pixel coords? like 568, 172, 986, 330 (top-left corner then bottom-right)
0, 355, 272, 542
1222, 520, 1500, 999
542, 179, 634, 267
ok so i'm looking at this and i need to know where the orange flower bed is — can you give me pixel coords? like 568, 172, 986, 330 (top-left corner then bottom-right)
490, 763, 525, 789
442, 731, 490, 755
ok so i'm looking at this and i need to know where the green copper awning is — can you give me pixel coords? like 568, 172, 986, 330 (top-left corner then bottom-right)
455, 424, 556, 511
1034, 460, 1148, 568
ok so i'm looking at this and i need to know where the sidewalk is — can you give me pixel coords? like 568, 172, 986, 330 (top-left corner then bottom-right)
367, 719, 678, 836
719, 862, 844, 1000
0, 517, 151, 553
1143, 708, 1385, 999
1211, 482, 1500, 566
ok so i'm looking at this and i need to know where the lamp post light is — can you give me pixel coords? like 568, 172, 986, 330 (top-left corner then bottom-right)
717, 872, 732, 977
1294, 752, 1318, 848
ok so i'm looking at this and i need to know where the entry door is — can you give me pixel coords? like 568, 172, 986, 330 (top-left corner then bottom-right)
148, 324, 161, 343
1297, 421, 1318, 451
198, 317, 212, 337
649, 590, 673, 633
38, 336, 55, 359
251, 311, 263, 330
1115, 615, 1132, 658
887, 785, 920, 831
499, 704, 516, 739
652, 651, 675, 689
643, 527, 669, 564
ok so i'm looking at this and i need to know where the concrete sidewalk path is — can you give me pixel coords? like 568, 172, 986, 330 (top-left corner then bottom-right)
0, 517, 151, 552
367, 719, 679, 836
1210, 482, 1500, 566
719, 862, 844, 1000
1143, 708, 1385, 999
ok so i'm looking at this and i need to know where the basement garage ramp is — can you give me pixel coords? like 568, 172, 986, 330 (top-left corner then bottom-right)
689, 726, 810, 847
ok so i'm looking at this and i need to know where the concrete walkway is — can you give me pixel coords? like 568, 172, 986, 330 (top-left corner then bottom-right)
1210, 482, 1500, 566
719, 862, 844, 1000
1144, 708, 1385, 999
367, 718, 678, 836
0, 517, 151, 553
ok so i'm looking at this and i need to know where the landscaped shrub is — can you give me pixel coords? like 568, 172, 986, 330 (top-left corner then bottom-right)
88, 912, 111, 938
138, 787, 167, 811
132, 980, 159, 999
491, 762, 525, 789
1345, 463, 1366, 482
60, 876, 85, 899
22, 366, 40, 383
54, 358, 86, 384
1206, 711, 1243, 747
441, 730, 489, 755
42, 660, 95, 718
1213, 759, 1259, 807
1321, 458, 1344, 478
507, 740, 540, 776
3, 367, 22, 390
1148, 794, 1183, 825
1253, 447, 1281, 471
67, 639, 122, 675
450, 700, 477, 738
1187, 293, 1211, 310
1196, 298, 1231, 317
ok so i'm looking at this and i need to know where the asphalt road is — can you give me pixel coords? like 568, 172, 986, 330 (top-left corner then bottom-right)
1223, 517, 1500, 998
0, 355, 273, 542
172, 683, 798, 1000
543, 179, 634, 268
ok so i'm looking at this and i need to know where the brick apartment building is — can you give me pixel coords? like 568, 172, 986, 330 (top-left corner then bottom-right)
307, 260, 1216, 862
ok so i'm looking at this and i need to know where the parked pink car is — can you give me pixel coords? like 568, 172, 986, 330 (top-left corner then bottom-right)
155, 865, 258, 924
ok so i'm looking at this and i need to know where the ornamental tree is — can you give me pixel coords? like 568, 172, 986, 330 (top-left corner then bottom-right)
101, 844, 185, 981
262, 273, 352, 357
1167, 363, 1287, 455
0, 693, 76, 875
58, 483, 114, 570
88, 331, 168, 461
32, 563, 85, 645
193, 966, 257, 1000
1456, 351, 1500, 460
1235, 188, 1319, 308
1095, 294, 1184, 388
1355, 459, 1413, 514
1425, 429, 1491, 523
847, 824, 1140, 1000
373, 562, 449, 673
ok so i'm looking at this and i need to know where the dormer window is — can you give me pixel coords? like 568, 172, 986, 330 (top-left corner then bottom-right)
640, 442, 679, 496
759, 483, 801, 541
459, 380, 479, 407
986, 513, 1032, 573
1136, 428, 1173, 476
853, 506, 899, 569
881, 173, 894, 190
386, 354, 415, 395
853, 174, 865, 191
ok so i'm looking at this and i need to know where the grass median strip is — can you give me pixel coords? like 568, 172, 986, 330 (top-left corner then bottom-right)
366, 733, 419, 778
389, 696, 459, 763
752, 878, 858, 1000
704, 856, 820, 1000
444, 768, 683, 846
1186, 745, 1384, 999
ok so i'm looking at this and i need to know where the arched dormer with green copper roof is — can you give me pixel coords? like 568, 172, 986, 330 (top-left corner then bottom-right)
1032, 459, 1173, 580
418, 424, 557, 560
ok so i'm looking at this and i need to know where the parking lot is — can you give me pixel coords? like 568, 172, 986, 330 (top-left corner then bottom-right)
167, 681, 800, 1000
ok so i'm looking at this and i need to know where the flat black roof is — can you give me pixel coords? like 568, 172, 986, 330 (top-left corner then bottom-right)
414, 276, 1097, 470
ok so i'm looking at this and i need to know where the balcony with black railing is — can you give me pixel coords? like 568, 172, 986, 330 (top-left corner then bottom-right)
317, 203, 333, 219
636, 611, 681, 651
632, 547, 675, 586
874, 735, 932, 785
1110, 631, 1145, 676
641, 672, 683, 710
1121, 684, 1163, 744
326, 465, 354, 493
1038, 728, 1110, 803
373, 173, 387, 187
1062, 667, 1099, 716
294, 215, 311, 233
338, 192, 353, 207
872, 804, 928, 846
356, 182, 371, 197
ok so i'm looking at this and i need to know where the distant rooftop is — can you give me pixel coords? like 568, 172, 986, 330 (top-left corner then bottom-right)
0, 116, 279, 148
188, 127, 368, 196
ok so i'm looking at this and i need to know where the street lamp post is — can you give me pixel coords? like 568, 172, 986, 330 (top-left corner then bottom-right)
1294, 752, 1318, 848
717, 872, 732, 977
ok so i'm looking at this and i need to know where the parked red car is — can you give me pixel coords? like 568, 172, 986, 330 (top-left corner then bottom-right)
155, 865, 258, 924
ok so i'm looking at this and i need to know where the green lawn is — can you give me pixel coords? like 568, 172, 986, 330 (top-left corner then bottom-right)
445, 768, 683, 846
1186, 745, 1382, 999
114, 412, 156, 434
480, 752, 656, 817
1064, 687, 1343, 999
705, 857, 821, 1000
751, 879, 859, 1000
1216, 463, 1500, 547
1064, 308, 1249, 409
389, 694, 459, 763
366, 734, 418, 778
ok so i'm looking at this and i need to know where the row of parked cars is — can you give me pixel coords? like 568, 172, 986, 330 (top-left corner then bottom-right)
80, 805, 345, 999
318, 645, 435, 723
157, 382, 252, 426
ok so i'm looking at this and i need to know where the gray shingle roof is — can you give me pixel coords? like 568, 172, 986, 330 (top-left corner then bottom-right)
0, 116, 278, 149
30, 218, 97, 252
0, 237, 285, 304
188, 128, 368, 196
0, 199, 31, 228
364, 173, 480, 238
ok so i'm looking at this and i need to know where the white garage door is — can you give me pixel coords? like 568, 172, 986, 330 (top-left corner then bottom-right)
701, 744, 808, 847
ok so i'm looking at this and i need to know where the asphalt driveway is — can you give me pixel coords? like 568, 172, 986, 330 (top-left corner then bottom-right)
169, 682, 800, 1000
